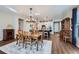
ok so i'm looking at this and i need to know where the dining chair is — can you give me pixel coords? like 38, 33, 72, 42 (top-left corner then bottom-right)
16, 30, 24, 47
24, 32, 34, 49
64, 30, 72, 43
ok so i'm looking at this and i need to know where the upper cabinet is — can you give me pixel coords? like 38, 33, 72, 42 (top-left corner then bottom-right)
61, 17, 71, 30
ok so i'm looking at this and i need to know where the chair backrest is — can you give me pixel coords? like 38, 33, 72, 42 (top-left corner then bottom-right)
18, 30, 23, 35
16, 34, 19, 39
64, 30, 71, 36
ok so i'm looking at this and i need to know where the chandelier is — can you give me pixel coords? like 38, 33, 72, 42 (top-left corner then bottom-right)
26, 8, 36, 23
26, 8, 52, 23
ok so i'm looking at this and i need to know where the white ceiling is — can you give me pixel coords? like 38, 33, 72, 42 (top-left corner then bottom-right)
0, 5, 78, 19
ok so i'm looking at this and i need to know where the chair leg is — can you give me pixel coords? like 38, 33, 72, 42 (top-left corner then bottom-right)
25, 39, 28, 49
30, 44, 32, 50
36, 41, 38, 51
64, 37, 66, 43
16, 39, 18, 45
18, 40, 21, 46
25, 43, 27, 49
41, 37, 43, 48
41, 41, 43, 48
23, 39, 25, 48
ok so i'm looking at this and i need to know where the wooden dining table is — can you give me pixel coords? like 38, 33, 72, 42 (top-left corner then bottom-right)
25, 32, 42, 51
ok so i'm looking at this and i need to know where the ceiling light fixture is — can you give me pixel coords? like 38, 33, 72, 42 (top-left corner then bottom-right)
26, 8, 36, 23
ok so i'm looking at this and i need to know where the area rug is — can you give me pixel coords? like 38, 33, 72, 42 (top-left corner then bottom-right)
0, 40, 52, 54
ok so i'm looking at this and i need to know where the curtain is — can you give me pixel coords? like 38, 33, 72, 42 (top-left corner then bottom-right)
72, 8, 77, 46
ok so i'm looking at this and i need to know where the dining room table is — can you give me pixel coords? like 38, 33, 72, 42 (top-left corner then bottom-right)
25, 31, 42, 51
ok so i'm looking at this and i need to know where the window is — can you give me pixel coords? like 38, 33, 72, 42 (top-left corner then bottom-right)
18, 18, 24, 30
53, 22, 60, 32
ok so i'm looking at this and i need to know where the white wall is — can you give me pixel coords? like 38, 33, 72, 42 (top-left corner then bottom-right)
0, 10, 22, 41
0, 11, 15, 41
63, 9, 72, 18
60, 7, 72, 20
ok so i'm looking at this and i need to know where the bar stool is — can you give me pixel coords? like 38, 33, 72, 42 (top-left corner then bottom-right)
44, 32, 48, 40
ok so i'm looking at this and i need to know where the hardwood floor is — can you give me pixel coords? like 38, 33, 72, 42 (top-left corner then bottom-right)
0, 34, 79, 54
51, 33, 79, 54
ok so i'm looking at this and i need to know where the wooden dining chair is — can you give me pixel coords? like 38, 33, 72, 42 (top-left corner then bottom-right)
16, 30, 24, 47
38, 32, 43, 48
24, 32, 33, 49
25, 31, 40, 50
16, 34, 20, 45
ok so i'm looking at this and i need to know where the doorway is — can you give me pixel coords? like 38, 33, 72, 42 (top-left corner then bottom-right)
53, 22, 60, 34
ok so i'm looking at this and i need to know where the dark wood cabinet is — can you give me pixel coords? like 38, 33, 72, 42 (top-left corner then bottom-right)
60, 17, 72, 43
3, 29, 14, 41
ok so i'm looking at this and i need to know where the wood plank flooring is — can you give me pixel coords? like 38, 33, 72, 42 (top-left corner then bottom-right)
0, 34, 79, 54
51, 33, 79, 54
